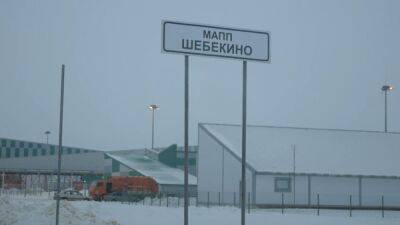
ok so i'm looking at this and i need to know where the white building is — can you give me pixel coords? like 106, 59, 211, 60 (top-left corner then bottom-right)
197, 123, 400, 208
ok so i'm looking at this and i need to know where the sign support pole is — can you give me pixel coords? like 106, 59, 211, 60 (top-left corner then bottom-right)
241, 60, 247, 225
55, 64, 65, 225
184, 55, 189, 225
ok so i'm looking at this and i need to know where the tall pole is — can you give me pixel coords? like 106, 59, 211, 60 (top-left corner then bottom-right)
55, 64, 65, 225
184, 55, 189, 225
151, 109, 155, 149
241, 60, 247, 225
384, 90, 387, 132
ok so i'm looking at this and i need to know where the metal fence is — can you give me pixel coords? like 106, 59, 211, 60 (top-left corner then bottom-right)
0, 188, 397, 218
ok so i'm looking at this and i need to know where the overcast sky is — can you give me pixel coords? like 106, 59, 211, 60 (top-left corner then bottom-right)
0, 0, 399, 151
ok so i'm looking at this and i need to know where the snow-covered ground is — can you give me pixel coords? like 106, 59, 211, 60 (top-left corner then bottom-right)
1, 195, 399, 225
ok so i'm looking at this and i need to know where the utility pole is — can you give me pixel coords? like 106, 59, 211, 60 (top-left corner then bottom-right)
148, 104, 159, 149
381, 85, 394, 132
55, 65, 65, 225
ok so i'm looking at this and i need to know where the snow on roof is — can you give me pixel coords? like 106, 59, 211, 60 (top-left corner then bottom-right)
201, 123, 400, 177
106, 151, 197, 186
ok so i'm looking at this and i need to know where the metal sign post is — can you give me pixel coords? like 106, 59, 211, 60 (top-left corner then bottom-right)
184, 55, 189, 225
162, 20, 270, 225
55, 64, 65, 225
241, 60, 247, 225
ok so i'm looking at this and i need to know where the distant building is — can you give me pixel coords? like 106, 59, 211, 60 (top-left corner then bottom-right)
0, 137, 104, 174
0, 137, 198, 193
198, 123, 400, 208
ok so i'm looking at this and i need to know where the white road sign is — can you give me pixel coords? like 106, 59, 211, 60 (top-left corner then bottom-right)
162, 21, 270, 62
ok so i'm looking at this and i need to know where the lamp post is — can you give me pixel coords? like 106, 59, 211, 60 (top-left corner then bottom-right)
381, 85, 394, 132
45, 131, 51, 144
148, 104, 159, 149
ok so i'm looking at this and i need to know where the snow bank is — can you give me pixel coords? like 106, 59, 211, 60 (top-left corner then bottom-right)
1, 196, 399, 225
0, 196, 118, 225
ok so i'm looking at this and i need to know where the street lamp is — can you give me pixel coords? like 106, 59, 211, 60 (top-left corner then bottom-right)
45, 131, 51, 144
381, 85, 394, 132
148, 104, 159, 149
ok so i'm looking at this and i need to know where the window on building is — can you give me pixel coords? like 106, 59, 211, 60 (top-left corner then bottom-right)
0, 149, 2, 158
75, 149, 80, 154
67, 148, 72, 154
84, 150, 89, 153
28, 143, 33, 148
274, 177, 292, 193
37, 144, 42, 148
50, 146, 55, 155
10, 141, 15, 147
19, 142, 24, 148
32, 149, 38, 156
1, 140, 6, 147
24, 149, 29, 157
6, 148, 11, 158
41, 149, 46, 156
15, 148, 20, 158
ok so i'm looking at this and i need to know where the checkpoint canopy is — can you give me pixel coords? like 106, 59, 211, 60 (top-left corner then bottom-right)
162, 21, 270, 62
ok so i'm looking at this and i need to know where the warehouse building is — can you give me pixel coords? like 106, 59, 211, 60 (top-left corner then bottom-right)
0, 137, 104, 190
0, 137, 198, 193
0, 137, 104, 174
197, 123, 400, 208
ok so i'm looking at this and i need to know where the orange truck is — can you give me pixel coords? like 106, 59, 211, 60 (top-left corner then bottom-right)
89, 176, 158, 201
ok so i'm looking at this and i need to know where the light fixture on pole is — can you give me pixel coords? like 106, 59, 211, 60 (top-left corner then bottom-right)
148, 104, 159, 149
45, 131, 51, 144
381, 85, 394, 132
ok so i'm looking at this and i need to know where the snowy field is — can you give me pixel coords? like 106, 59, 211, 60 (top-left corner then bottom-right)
1, 195, 400, 225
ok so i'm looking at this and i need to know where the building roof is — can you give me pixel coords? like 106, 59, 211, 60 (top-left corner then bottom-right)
106, 150, 197, 185
200, 123, 400, 177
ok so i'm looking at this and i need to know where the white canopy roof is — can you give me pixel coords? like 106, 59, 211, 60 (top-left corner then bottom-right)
201, 123, 400, 177
106, 151, 197, 185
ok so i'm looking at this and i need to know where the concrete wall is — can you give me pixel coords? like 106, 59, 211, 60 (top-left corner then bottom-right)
255, 174, 308, 205
362, 177, 400, 207
310, 176, 359, 206
254, 174, 400, 207
0, 152, 105, 173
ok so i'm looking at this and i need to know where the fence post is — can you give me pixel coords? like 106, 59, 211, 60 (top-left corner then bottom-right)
159, 194, 162, 206
349, 195, 352, 217
317, 193, 320, 216
248, 192, 250, 214
381, 195, 384, 218
178, 194, 181, 207
167, 195, 169, 207
281, 193, 284, 214
206, 192, 209, 208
